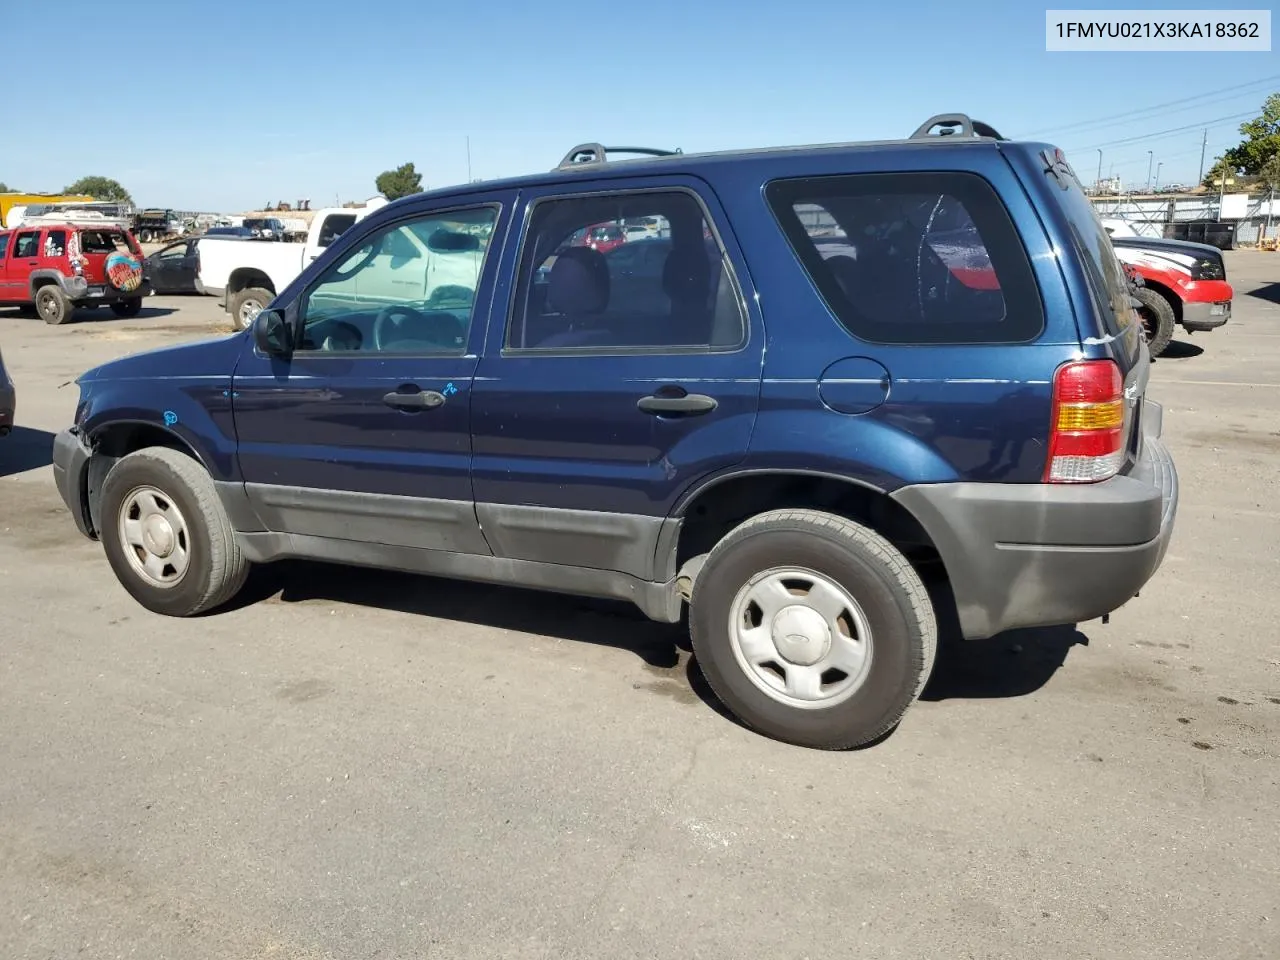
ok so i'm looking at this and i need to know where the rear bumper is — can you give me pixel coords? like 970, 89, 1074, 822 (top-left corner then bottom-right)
892, 399, 1178, 639
67, 277, 153, 302
52, 427, 96, 539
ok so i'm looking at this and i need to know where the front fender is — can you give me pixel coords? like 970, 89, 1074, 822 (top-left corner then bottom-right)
79, 383, 237, 481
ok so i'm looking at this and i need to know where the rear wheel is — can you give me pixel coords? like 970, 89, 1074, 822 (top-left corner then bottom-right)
689, 508, 937, 749
1134, 287, 1175, 358
138, 229, 153, 243
230, 286, 273, 331
110, 298, 143, 319
99, 447, 250, 616
35, 286, 73, 325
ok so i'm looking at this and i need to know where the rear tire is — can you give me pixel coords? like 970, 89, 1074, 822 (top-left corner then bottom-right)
689, 508, 937, 750
230, 286, 273, 331
99, 447, 250, 617
35, 286, 73, 325
110, 298, 143, 319
1134, 287, 1175, 358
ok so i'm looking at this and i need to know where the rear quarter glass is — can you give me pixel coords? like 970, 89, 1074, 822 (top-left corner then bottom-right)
1037, 151, 1141, 359
764, 170, 1044, 345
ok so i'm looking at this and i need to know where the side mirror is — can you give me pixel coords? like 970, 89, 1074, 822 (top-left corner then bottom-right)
253, 308, 294, 356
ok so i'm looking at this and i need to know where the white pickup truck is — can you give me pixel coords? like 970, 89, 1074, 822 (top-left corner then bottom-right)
197, 199, 388, 329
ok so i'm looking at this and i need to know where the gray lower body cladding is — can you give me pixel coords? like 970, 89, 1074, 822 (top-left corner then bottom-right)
891, 400, 1178, 639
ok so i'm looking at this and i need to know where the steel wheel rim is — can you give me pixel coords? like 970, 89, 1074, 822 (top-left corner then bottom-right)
728, 566, 874, 709
38, 294, 58, 320
118, 485, 191, 588
1136, 304, 1157, 340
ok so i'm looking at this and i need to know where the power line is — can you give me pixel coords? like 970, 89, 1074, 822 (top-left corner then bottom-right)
1080, 145, 1208, 172
1067, 111, 1256, 152
1018, 73, 1280, 138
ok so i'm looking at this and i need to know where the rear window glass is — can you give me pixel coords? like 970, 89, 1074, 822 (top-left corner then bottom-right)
318, 213, 357, 248
766, 172, 1044, 344
79, 230, 133, 254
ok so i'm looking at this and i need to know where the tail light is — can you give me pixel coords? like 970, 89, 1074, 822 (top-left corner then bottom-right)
1045, 359, 1124, 483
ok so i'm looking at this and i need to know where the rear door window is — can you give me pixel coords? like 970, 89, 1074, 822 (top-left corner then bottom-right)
766, 171, 1043, 344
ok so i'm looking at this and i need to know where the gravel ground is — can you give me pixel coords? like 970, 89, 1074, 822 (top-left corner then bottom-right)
1, 258, 1278, 960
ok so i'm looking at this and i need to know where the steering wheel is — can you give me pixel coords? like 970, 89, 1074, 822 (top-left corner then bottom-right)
372, 304, 430, 351
373, 304, 468, 351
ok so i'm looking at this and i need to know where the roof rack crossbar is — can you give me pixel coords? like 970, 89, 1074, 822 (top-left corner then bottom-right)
555, 143, 682, 170
909, 114, 1006, 142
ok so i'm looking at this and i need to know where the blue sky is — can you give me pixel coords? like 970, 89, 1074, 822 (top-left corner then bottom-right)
1, 0, 1274, 211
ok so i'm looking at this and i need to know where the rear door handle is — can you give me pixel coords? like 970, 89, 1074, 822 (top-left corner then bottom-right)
637, 393, 718, 415
382, 389, 446, 410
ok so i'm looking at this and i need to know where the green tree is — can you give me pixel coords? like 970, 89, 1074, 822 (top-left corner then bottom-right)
1201, 157, 1240, 190
63, 176, 132, 202
1219, 93, 1280, 176
0, 181, 12, 193
1259, 153, 1280, 192
375, 162, 423, 201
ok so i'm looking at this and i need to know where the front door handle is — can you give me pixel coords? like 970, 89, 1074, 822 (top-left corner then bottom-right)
383, 389, 446, 410
637, 393, 718, 416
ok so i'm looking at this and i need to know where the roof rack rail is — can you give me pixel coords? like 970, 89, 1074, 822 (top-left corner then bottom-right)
555, 143, 682, 170
909, 114, 1006, 141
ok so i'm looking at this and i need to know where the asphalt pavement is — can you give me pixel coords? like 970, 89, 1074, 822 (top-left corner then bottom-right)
1, 263, 1278, 960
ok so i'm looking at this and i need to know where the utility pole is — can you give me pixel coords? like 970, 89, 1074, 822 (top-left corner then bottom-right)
1155, 162, 1163, 191
1197, 129, 1208, 183
1146, 151, 1154, 193
1096, 149, 1103, 192
466, 137, 472, 182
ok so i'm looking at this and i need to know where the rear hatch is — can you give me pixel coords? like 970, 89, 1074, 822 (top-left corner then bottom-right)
72, 228, 145, 290
1037, 149, 1149, 470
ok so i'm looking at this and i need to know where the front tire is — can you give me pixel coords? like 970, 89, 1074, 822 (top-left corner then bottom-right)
110, 298, 143, 319
689, 509, 937, 750
230, 286, 273, 331
99, 447, 250, 616
36, 286, 73, 325
1134, 287, 1175, 358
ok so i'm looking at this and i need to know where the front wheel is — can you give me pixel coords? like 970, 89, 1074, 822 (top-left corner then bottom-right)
1134, 287, 1175, 358
689, 509, 937, 750
110, 298, 143, 319
99, 447, 250, 616
230, 286, 273, 331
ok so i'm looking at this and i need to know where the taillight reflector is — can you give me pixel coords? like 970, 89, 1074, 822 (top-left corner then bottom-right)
1045, 360, 1125, 483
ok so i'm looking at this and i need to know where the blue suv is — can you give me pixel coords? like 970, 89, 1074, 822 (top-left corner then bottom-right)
52, 115, 1179, 749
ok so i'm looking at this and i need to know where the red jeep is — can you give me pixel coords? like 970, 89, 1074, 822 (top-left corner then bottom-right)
0, 223, 150, 325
